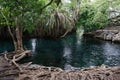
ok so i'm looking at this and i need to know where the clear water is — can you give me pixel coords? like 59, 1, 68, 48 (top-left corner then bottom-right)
0, 33, 120, 70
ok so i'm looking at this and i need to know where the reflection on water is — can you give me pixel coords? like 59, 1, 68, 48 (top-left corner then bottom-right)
63, 42, 72, 63
103, 42, 120, 56
31, 39, 37, 53
0, 33, 120, 69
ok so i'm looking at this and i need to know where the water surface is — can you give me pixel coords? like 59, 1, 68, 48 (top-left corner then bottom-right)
0, 33, 120, 70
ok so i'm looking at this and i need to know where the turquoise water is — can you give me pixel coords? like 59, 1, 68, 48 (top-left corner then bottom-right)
0, 33, 120, 70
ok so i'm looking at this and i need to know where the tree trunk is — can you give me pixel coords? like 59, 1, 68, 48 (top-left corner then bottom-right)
15, 17, 24, 52
7, 26, 18, 51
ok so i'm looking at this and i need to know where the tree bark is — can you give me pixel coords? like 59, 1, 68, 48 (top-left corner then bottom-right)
15, 17, 24, 52
7, 26, 18, 51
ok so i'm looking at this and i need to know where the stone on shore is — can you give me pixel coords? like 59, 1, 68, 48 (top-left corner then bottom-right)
84, 26, 120, 42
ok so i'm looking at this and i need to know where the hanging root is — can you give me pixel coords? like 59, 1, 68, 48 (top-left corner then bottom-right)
61, 30, 70, 38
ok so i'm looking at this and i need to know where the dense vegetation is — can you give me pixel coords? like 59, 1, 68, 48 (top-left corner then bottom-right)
0, 0, 120, 51
76, 0, 120, 32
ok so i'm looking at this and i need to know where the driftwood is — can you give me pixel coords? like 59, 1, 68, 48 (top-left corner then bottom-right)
0, 51, 120, 80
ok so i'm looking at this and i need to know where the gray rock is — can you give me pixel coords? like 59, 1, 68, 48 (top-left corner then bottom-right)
105, 31, 115, 40
112, 32, 120, 42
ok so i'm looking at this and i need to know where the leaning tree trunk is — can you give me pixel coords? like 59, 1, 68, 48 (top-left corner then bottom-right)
1, 9, 24, 53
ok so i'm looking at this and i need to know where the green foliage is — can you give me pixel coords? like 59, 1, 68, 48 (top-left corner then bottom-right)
76, 0, 109, 32
0, 0, 120, 35
36, 0, 79, 35
76, 0, 120, 32
0, 0, 43, 32
0, 0, 79, 35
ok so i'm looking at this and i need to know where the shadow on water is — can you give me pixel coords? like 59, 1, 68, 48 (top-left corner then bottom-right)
0, 33, 120, 70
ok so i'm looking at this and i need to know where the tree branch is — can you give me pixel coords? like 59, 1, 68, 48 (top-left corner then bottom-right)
41, 0, 54, 12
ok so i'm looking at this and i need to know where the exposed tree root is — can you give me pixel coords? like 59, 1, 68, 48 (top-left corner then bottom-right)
2, 50, 31, 72
13, 50, 31, 62
0, 51, 120, 80
17, 65, 120, 80
4, 53, 10, 61
12, 56, 22, 72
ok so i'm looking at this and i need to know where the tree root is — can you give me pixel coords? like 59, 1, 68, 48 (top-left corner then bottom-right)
4, 54, 9, 61
13, 50, 31, 62
12, 50, 31, 71
61, 28, 72, 38
12, 56, 22, 72
1, 50, 120, 80
3, 50, 31, 72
